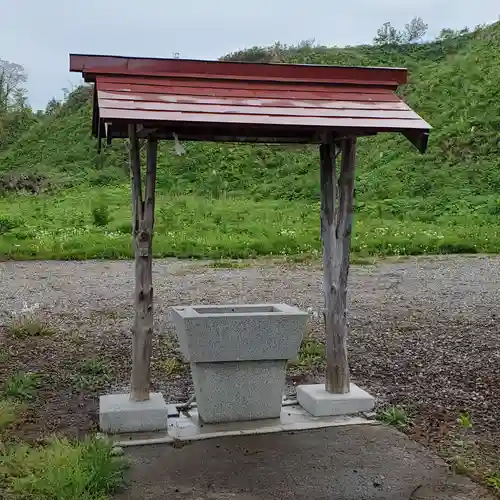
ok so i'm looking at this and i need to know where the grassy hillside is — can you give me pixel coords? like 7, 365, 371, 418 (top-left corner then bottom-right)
0, 23, 499, 260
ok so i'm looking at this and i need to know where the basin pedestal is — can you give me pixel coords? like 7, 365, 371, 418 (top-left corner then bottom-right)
170, 304, 307, 424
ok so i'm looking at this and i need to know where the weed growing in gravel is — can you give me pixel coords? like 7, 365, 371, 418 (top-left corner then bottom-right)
159, 336, 178, 351
486, 473, 500, 492
156, 336, 188, 376
8, 317, 55, 338
450, 456, 471, 476
457, 412, 473, 429
69, 331, 86, 346
289, 335, 325, 370
8, 302, 55, 338
158, 357, 188, 376
71, 358, 110, 390
0, 436, 127, 499
0, 350, 9, 363
449, 411, 475, 476
81, 358, 108, 375
376, 405, 412, 430
0, 399, 25, 432
3, 372, 42, 401
97, 309, 121, 320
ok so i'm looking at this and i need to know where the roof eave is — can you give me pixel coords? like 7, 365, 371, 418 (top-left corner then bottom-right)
403, 129, 430, 154
69, 53, 408, 87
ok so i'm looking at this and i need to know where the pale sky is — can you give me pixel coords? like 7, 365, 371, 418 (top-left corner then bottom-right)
1, 0, 498, 110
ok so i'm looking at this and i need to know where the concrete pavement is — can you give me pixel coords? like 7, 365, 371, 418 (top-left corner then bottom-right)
116, 425, 493, 500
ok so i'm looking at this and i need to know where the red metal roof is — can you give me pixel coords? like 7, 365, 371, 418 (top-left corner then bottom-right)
70, 54, 430, 152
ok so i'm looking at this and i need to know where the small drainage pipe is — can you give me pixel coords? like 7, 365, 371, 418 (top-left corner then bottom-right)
176, 394, 196, 412
117, 436, 176, 448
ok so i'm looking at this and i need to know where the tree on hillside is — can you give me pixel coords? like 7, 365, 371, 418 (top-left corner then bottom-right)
403, 17, 428, 43
0, 59, 37, 152
373, 17, 428, 45
45, 97, 61, 115
437, 26, 470, 40
0, 59, 27, 113
373, 22, 403, 45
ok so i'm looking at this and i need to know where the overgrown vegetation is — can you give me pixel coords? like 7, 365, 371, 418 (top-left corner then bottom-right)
1, 21, 500, 259
0, 437, 127, 500
0, 368, 125, 500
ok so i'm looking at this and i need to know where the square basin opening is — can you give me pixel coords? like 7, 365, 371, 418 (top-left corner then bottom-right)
193, 305, 277, 315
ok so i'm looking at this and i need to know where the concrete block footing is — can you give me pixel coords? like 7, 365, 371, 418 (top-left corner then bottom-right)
99, 392, 168, 433
297, 383, 375, 417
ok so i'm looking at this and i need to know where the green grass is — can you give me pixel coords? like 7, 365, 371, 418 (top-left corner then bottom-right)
1, 186, 500, 260
0, 23, 500, 260
207, 259, 253, 269
0, 437, 127, 500
0, 369, 126, 500
0, 368, 126, 500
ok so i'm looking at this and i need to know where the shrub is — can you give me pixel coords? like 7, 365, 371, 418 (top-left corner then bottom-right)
92, 205, 112, 227
0, 215, 20, 234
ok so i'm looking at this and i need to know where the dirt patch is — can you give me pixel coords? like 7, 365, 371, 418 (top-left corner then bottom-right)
0, 256, 499, 480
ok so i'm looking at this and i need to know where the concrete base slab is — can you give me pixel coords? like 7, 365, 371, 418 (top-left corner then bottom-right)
112, 402, 375, 447
167, 403, 372, 441
297, 383, 375, 417
99, 393, 168, 433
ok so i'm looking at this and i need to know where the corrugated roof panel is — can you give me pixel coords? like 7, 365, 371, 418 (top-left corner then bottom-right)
98, 92, 410, 110
99, 107, 427, 130
99, 100, 417, 120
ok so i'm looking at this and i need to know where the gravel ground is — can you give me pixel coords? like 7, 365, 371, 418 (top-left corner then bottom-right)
0, 255, 499, 479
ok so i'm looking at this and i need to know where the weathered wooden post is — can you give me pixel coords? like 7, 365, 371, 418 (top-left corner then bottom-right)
128, 124, 157, 402
320, 136, 357, 394
99, 126, 166, 433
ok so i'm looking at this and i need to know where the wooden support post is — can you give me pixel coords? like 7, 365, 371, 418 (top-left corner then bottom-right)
128, 124, 157, 402
320, 136, 357, 394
